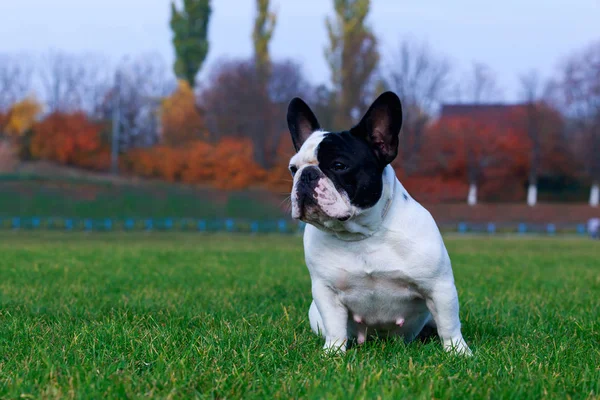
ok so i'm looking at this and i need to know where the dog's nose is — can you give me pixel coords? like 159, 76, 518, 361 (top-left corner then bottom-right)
300, 166, 320, 184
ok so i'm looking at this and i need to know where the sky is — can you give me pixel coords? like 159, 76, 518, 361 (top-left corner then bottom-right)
0, 0, 598, 101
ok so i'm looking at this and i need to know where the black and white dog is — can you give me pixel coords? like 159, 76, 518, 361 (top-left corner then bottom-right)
286, 91, 471, 355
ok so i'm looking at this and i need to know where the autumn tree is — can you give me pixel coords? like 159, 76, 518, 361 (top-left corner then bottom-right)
380, 38, 452, 175
199, 58, 312, 168
551, 40, 600, 207
3, 97, 42, 138
30, 112, 105, 166
253, 0, 277, 87
160, 80, 206, 146
425, 111, 530, 203
325, 0, 379, 129
519, 70, 546, 206
170, 0, 211, 88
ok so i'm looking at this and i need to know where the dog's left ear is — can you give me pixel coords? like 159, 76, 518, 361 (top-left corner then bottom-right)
351, 91, 403, 166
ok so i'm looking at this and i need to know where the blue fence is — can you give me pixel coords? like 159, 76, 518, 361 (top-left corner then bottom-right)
0, 217, 591, 236
0, 217, 307, 234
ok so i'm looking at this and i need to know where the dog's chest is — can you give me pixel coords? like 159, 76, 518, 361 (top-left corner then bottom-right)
317, 243, 428, 326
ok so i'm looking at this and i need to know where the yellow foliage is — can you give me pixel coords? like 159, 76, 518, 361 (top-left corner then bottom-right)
160, 80, 206, 146
5, 97, 42, 137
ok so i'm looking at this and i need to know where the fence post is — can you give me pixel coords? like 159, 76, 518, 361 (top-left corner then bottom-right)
278, 220, 287, 233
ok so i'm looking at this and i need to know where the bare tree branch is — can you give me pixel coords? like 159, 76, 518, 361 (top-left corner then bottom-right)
381, 37, 452, 174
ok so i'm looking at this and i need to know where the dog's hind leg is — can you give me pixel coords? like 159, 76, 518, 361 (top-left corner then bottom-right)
309, 300, 325, 337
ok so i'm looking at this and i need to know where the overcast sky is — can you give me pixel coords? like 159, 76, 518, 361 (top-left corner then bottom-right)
0, 0, 598, 101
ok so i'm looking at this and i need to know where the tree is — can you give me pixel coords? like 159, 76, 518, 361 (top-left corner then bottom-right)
170, 0, 211, 88
199, 58, 312, 168
325, 0, 379, 129
551, 40, 600, 207
103, 54, 174, 151
252, 0, 277, 87
506, 102, 572, 203
0, 54, 33, 114
519, 70, 547, 206
380, 38, 452, 175
40, 51, 110, 115
30, 112, 105, 166
460, 62, 503, 104
425, 112, 530, 203
160, 80, 206, 146
3, 97, 42, 138
448, 62, 504, 204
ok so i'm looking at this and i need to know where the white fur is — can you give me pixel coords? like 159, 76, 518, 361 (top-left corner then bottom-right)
291, 133, 471, 356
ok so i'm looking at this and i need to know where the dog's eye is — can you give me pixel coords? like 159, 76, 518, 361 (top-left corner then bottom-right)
332, 162, 347, 172
289, 165, 298, 176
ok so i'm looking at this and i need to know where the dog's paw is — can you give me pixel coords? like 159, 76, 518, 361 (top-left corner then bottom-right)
323, 338, 347, 355
444, 338, 472, 356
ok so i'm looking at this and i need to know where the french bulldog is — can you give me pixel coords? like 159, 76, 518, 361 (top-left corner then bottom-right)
286, 91, 471, 355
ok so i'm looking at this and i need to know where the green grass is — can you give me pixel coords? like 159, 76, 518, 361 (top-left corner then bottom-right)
0, 234, 598, 399
0, 177, 286, 219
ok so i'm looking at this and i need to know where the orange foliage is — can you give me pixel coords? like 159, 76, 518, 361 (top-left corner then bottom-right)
180, 141, 216, 183
213, 138, 266, 189
418, 110, 531, 202
123, 137, 266, 189
264, 133, 295, 192
30, 112, 108, 170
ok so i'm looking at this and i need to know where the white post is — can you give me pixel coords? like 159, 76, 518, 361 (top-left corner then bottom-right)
590, 182, 599, 207
467, 183, 477, 206
527, 184, 537, 207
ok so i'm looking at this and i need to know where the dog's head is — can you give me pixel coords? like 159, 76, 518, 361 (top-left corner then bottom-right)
287, 91, 403, 228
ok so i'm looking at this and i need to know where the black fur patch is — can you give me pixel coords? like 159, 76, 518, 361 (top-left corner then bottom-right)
316, 132, 384, 209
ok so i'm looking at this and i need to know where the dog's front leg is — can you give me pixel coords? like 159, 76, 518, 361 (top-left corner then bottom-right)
312, 280, 348, 353
425, 280, 472, 356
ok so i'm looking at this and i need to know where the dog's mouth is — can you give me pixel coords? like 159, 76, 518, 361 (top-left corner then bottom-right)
292, 198, 352, 223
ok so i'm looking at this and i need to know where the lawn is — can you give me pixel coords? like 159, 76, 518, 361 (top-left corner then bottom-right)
0, 233, 598, 399
0, 175, 287, 220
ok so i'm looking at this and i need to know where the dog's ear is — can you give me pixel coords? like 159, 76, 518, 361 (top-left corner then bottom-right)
287, 97, 321, 152
351, 91, 403, 166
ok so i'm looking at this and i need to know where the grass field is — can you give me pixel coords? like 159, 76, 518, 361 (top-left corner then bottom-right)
0, 233, 598, 399
0, 175, 286, 220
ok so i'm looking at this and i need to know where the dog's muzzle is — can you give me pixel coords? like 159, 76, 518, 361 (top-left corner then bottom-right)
293, 166, 321, 219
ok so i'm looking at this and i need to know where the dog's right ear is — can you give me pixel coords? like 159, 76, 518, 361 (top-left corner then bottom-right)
287, 97, 321, 152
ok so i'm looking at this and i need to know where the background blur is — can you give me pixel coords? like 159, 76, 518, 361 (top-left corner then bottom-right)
0, 0, 599, 232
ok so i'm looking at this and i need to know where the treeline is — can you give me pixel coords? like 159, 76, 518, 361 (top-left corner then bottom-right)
0, 0, 598, 205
